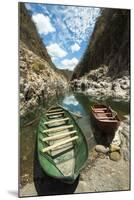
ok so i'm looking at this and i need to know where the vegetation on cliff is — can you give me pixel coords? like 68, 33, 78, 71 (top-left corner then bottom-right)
72, 9, 130, 79
19, 3, 68, 119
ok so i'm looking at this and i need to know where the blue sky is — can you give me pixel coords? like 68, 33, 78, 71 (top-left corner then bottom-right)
25, 3, 100, 71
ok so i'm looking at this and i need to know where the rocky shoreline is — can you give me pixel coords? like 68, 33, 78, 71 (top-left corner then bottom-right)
20, 42, 68, 118
70, 65, 130, 102
20, 115, 129, 196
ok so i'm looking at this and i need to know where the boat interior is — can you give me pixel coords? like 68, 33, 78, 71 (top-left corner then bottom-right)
40, 106, 79, 176
92, 106, 118, 122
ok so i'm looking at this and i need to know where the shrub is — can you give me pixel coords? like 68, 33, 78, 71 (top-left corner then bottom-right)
31, 61, 44, 73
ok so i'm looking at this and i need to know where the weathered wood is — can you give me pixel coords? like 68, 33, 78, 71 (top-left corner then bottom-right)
96, 112, 111, 115
43, 125, 74, 133
44, 117, 69, 125
92, 108, 107, 113
42, 136, 78, 152
100, 119, 118, 122
48, 115, 63, 119
93, 110, 105, 113
95, 112, 113, 117
48, 109, 63, 113
97, 116, 114, 119
46, 111, 64, 116
42, 130, 77, 141
93, 108, 107, 110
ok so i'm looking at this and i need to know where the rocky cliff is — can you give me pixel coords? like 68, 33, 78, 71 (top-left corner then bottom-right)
72, 8, 130, 79
71, 8, 130, 101
19, 3, 68, 118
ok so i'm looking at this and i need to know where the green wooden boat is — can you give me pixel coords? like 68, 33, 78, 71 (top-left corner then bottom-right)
37, 105, 88, 184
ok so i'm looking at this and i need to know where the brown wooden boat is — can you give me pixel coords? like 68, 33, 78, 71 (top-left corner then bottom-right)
91, 104, 120, 134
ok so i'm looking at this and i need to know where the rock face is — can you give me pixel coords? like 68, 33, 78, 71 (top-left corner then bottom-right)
72, 9, 130, 79
20, 3, 54, 67
70, 65, 130, 101
71, 9, 130, 101
20, 42, 68, 117
19, 4, 68, 118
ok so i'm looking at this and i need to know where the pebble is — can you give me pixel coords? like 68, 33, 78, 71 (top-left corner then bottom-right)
109, 151, 121, 161
110, 144, 120, 152
95, 145, 109, 154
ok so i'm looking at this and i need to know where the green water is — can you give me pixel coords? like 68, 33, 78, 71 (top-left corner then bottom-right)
20, 91, 130, 187
58, 92, 129, 117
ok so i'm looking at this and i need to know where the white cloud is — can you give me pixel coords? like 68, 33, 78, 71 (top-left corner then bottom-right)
61, 6, 99, 45
61, 57, 79, 71
63, 95, 79, 106
70, 43, 80, 53
32, 13, 55, 35
61, 7, 100, 44
46, 43, 67, 58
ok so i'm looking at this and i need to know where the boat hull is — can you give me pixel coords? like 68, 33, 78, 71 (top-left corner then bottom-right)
91, 104, 120, 134
37, 105, 88, 184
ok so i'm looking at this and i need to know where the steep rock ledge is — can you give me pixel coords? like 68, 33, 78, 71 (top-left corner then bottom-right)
71, 8, 130, 101
71, 65, 129, 101
72, 9, 130, 79
20, 42, 68, 117
19, 3, 68, 118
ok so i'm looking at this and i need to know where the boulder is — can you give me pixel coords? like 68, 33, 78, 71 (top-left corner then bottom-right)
100, 81, 110, 89
120, 80, 129, 90
110, 144, 120, 152
111, 127, 122, 146
109, 151, 121, 161
95, 145, 109, 154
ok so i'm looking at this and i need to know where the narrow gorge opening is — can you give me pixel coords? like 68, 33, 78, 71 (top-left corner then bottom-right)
19, 3, 130, 197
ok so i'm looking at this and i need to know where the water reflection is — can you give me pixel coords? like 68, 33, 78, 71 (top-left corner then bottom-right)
61, 94, 85, 116
59, 93, 92, 116
20, 91, 129, 194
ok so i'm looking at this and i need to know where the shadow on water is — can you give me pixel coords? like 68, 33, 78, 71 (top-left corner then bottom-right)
90, 115, 115, 147
33, 141, 79, 196
59, 91, 117, 147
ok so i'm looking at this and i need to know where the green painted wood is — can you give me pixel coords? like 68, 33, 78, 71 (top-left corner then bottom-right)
37, 105, 88, 183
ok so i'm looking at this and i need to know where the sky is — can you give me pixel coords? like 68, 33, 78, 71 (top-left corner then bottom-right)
25, 3, 100, 71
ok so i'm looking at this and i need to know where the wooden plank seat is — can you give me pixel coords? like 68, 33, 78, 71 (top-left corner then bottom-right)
44, 117, 69, 125
46, 111, 64, 116
93, 108, 107, 110
100, 119, 118, 122
97, 116, 114, 119
42, 136, 78, 153
43, 125, 74, 133
93, 108, 107, 112
48, 115, 63, 119
96, 112, 111, 115
48, 109, 63, 113
42, 130, 77, 142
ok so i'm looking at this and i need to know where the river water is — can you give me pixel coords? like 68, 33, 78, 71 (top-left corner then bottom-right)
20, 91, 129, 187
